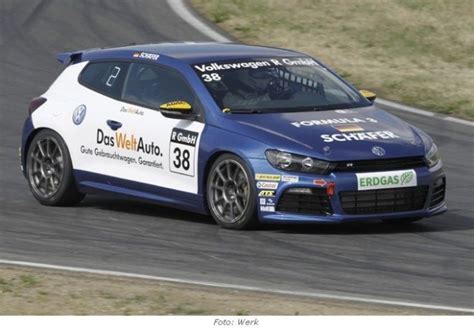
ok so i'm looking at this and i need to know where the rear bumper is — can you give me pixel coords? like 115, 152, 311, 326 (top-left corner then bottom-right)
250, 158, 447, 224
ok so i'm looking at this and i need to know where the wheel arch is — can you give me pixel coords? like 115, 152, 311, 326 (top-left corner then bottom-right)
202, 151, 234, 205
22, 126, 69, 175
22, 127, 44, 175
23, 125, 85, 206
201, 150, 256, 211
202, 150, 260, 229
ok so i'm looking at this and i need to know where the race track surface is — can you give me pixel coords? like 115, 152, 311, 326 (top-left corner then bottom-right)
0, 0, 473, 310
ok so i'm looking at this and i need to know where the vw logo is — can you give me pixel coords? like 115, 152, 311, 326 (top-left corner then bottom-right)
72, 104, 87, 125
371, 146, 385, 156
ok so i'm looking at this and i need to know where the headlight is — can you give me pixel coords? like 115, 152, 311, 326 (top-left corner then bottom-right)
265, 149, 334, 174
425, 143, 441, 167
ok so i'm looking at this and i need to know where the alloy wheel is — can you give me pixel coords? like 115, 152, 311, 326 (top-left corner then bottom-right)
28, 136, 64, 199
209, 159, 250, 224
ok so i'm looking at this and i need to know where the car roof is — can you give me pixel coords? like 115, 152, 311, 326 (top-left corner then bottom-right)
57, 42, 307, 65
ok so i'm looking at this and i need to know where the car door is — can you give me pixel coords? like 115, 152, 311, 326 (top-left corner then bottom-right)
110, 62, 205, 194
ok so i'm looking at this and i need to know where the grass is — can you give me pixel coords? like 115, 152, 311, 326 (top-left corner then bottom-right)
0, 266, 453, 315
191, 0, 474, 120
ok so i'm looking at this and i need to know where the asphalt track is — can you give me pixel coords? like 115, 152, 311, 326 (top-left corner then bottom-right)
0, 0, 473, 311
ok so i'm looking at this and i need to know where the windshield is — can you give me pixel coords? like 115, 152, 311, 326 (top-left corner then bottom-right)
193, 57, 370, 113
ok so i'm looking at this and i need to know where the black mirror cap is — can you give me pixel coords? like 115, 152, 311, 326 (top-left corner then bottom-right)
160, 109, 198, 120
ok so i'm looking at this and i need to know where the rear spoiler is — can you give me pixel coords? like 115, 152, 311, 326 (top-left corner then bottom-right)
56, 51, 83, 65
56, 48, 100, 65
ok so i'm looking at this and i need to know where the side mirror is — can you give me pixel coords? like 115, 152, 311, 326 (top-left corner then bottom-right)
359, 90, 377, 102
159, 100, 195, 119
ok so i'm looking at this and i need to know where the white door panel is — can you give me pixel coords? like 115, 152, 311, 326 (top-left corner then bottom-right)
105, 104, 204, 194
67, 93, 204, 194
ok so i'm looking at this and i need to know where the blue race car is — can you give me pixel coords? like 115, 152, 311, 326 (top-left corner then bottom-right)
20, 42, 446, 229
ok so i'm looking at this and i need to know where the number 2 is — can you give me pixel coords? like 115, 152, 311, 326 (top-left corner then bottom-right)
106, 66, 121, 87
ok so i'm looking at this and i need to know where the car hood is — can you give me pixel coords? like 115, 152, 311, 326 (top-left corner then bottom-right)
218, 105, 427, 161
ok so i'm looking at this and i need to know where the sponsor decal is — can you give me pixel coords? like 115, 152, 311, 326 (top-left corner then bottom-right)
169, 128, 199, 177
260, 206, 275, 212
356, 169, 417, 191
255, 174, 281, 181
170, 128, 198, 146
335, 109, 354, 114
281, 175, 299, 183
194, 57, 320, 73
96, 129, 162, 156
260, 198, 275, 206
313, 178, 327, 187
266, 198, 275, 206
371, 146, 386, 156
84, 129, 164, 170
120, 106, 144, 116
256, 181, 279, 190
332, 124, 365, 133
80, 145, 163, 169
321, 131, 399, 143
291, 117, 377, 128
72, 104, 86, 125
258, 190, 275, 197
133, 52, 160, 61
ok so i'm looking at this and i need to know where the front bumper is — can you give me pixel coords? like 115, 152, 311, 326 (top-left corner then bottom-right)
250, 158, 447, 224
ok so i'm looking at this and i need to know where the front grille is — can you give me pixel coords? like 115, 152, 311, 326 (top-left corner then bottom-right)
277, 188, 333, 215
340, 186, 429, 215
333, 157, 426, 173
429, 178, 446, 207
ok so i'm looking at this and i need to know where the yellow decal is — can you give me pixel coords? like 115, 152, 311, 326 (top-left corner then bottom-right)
255, 174, 281, 181
258, 190, 275, 197
359, 90, 377, 101
160, 100, 192, 111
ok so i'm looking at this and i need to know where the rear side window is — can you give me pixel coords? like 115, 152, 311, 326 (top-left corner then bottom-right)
79, 62, 130, 98
122, 63, 195, 109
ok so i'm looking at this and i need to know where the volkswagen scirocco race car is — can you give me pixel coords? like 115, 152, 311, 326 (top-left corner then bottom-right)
20, 42, 446, 229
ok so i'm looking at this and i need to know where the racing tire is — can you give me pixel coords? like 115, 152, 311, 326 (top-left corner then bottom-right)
206, 154, 259, 230
26, 129, 85, 206
382, 217, 423, 224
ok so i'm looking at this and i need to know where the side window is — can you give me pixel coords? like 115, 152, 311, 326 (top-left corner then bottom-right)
122, 63, 195, 109
79, 62, 130, 98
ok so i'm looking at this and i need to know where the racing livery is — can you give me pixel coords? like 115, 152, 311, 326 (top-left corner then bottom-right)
20, 42, 446, 229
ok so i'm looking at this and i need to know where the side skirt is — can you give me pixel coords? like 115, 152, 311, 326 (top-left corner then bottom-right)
74, 170, 209, 215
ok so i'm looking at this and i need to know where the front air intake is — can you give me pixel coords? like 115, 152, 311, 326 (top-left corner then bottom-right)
340, 186, 429, 215
276, 188, 333, 215
429, 178, 446, 208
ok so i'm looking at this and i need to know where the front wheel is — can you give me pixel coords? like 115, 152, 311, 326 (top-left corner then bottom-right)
26, 129, 85, 206
207, 154, 258, 229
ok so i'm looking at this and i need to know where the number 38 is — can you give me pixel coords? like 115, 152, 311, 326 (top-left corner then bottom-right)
201, 73, 221, 82
173, 147, 190, 171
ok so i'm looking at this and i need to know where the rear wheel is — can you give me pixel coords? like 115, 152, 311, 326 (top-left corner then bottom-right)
207, 154, 258, 229
26, 129, 84, 206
